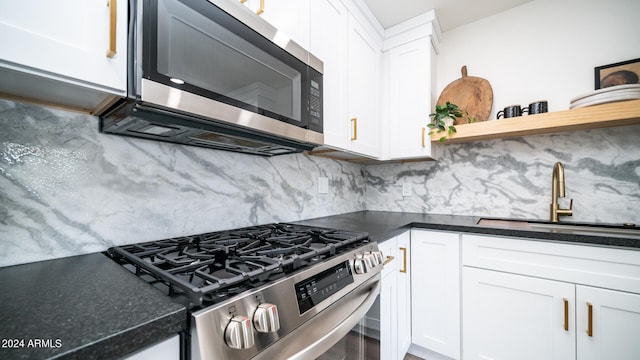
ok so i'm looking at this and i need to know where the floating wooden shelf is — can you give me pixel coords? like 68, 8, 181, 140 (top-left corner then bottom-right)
431, 99, 640, 144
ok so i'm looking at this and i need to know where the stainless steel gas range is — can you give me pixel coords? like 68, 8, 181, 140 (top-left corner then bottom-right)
108, 223, 385, 359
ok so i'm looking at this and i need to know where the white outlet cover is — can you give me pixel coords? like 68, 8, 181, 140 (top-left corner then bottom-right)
318, 177, 329, 194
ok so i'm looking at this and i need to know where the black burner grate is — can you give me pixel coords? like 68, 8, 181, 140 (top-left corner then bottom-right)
109, 223, 368, 307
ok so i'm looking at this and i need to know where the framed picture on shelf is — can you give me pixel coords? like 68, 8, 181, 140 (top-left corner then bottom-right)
594, 58, 640, 89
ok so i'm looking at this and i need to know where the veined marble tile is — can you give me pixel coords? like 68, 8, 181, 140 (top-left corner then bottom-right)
0, 100, 365, 267
2, 98, 639, 267
365, 125, 640, 224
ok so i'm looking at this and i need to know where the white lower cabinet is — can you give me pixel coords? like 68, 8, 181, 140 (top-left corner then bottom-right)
463, 267, 575, 360
375, 231, 412, 360
462, 234, 640, 360
576, 285, 640, 360
377, 236, 398, 359
396, 231, 412, 359
123, 335, 180, 360
410, 230, 460, 360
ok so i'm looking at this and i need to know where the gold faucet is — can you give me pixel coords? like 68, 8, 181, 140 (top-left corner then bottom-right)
550, 162, 573, 222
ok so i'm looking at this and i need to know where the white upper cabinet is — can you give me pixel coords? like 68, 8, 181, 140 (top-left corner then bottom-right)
311, 0, 383, 159
346, 13, 382, 158
241, 0, 310, 49
310, 0, 349, 150
383, 11, 440, 160
0, 0, 127, 112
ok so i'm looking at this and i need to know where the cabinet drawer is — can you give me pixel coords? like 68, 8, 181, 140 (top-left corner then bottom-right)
462, 234, 640, 294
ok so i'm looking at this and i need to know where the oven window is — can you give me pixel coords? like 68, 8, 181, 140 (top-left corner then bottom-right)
150, 0, 303, 122
316, 304, 381, 360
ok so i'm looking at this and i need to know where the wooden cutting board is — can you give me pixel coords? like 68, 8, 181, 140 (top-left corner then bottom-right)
437, 66, 493, 124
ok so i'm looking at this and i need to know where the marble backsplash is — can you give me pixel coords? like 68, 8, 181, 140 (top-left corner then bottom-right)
0, 100, 365, 267
1, 99, 639, 267
366, 125, 640, 224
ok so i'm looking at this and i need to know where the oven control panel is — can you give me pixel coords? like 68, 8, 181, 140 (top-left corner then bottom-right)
295, 260, 354, 314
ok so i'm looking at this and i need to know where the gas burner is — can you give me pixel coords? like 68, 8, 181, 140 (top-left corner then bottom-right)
109, 223, 369, 307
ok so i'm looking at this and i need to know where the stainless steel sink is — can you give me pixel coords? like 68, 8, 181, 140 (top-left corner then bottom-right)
477, 218, 640, 240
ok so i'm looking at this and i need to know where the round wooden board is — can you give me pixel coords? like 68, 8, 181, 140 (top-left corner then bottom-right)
437, 66, 493, 124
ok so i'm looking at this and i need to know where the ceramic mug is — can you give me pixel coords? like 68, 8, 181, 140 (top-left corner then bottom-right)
527, 100, 548, 115
497, 105, 523, 119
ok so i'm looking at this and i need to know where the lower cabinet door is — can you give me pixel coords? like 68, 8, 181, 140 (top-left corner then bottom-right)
463, 267, 575, 360
576, 285, 640, 360
380, 270, 397, 360
396, 231, 411, 359
411, 230, 460, 359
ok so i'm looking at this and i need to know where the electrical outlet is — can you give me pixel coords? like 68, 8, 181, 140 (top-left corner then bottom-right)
318, 177, 329, 194
402, 183, 412, 197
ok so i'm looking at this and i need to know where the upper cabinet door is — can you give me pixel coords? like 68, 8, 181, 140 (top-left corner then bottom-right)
255, 0, 310, 49
310, 0, 349, 150
577, 285, 640, 360
0, 0, 127, 95
387, 37, 434, 159
347, 14, 381, 158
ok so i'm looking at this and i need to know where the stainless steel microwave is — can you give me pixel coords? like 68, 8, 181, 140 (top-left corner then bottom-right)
100, 0, 323, 156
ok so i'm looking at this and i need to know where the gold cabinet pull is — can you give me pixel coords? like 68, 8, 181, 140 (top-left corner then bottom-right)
587, 302, 593, 337
421, 127, 426, 147
351, 118, 358, 140
106, 0, 117, 58
563, 298, 569, 331
383, 255, 395, 266
399, 247, 407, 273
238, 0, 263, 15
256, 0, 265, 15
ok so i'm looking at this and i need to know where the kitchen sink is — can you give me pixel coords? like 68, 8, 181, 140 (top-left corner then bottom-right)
476, 218, 640, 240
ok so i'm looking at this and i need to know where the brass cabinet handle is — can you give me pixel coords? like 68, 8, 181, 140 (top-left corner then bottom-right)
106, 0, 117, 58
421, 127, 426, 147
587, 302, 593, 337
399, 247, 407, 273
351, 118, 358, 140
238, 0, 263, 15
256, 0, 265, 15
563, 298, 569, 331
383, 255, 395, 266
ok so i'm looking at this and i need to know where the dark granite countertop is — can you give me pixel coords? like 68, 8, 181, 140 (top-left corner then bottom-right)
0, 253, 186, 360
295, 211, 640, 249
1, 211, 637, 360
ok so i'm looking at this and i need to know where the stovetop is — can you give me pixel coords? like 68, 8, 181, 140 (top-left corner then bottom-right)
108, 223, 370, 308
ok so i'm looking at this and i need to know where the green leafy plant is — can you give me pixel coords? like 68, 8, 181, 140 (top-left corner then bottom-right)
428, 102, 476, 142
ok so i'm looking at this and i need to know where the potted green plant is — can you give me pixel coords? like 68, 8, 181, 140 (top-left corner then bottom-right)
428, 102, 476, 142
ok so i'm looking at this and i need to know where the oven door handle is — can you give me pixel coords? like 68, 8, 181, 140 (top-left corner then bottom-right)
254, 273, 381, 360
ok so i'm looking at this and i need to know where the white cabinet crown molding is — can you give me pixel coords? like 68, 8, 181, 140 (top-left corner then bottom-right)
383, 10, 441, 53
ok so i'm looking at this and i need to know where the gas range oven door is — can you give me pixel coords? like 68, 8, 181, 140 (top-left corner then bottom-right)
254, 273, 381, 360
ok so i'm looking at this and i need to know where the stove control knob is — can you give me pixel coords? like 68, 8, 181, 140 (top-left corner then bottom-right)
366, 252, 380, 266
253, 303, 280, 333
354, 257, 369, 274
363, 253, 376, 268
225, 316, 255, 350
371, 250, 384, 265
